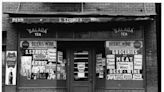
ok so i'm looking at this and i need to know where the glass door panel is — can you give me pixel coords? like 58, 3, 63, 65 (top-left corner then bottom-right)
73, 50, 89, 81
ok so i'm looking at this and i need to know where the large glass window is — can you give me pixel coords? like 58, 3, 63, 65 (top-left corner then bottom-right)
20, 40, 66, 80
106, 41, 143, 80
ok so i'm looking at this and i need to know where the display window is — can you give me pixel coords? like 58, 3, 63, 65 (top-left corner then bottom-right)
106, 41, 143, 80
20, 40, 66, 80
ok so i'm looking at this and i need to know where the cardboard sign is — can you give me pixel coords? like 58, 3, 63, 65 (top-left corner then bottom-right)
58, 51, 63, 63
107, 58, 115, 62
133, 74, 143, 80
134, 55, 143, 59
107, 65, 115, 69
114, 74, 124, 80
47, 48, 56, 53
78, 72, 85, 78
33, 54, 48, 60
107, 74, 115, 80
134, 66, 142, 69
47, 49, 57, 62
99, 72, 104, 78
134, 59, 142, 64
77, 62, 85, 72
25, 49, 47, 55
5, 51, 17, 85
20, 41, 56, 48
117, 62, 133, 70
134, 58, 142, 69
106, 55, 115, 59
107, 60, 115, 69
123, 74, 132, 80
20, 56, 32, 77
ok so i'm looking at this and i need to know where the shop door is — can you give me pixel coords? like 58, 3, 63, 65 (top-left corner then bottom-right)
69, 48, 94, 92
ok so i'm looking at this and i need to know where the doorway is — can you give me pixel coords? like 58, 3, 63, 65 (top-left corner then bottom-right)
69, 47, 94, 92
57, 41, 105, 92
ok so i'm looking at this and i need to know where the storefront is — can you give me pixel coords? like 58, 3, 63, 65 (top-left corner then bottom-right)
3, 3, 158, 92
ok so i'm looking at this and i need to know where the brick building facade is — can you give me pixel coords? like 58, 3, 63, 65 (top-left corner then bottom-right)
2, 2, 160, 92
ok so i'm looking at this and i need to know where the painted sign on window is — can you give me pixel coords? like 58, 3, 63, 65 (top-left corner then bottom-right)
26, 28, 48, 37
106, 41, 143, 80
113, 27, 134, 37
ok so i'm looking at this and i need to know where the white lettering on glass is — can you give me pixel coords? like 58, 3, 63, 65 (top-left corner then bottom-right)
113, 28, 134, 37
26, 28, 48, 36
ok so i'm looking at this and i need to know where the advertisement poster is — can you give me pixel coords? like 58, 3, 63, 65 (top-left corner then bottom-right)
20, 40, 57, 80
96, 54, 105, 78
5, 51, 17, 85
114, 74, 124, 80
134, 55, 143, 69
20, 41, 56, 48
57, 51, 63, 63
123, 74, 132, 80
33, 54, 48, 60
106, 55, 115, 70
20, 56, 32, 77
133, 74, 142, 80
106, 41, 143, 80
107, 74, 115, 80
117, 62, 133, 70
48, 48, 57, 62
77, 62, 85, 78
